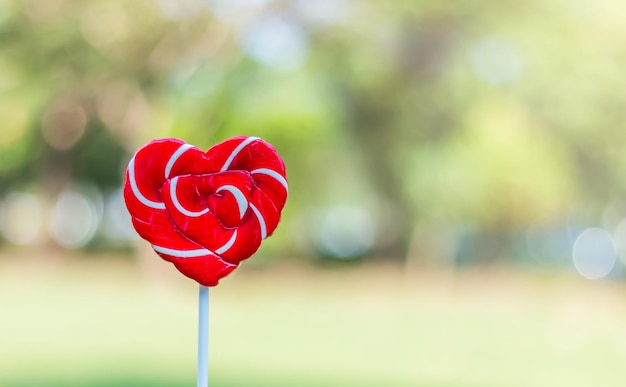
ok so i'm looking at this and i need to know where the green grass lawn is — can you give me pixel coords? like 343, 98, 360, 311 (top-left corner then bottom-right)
1, 252, 626, 387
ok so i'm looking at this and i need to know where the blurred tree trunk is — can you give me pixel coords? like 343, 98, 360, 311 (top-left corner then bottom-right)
336, 21, 460, 260
342, 87, 414, 258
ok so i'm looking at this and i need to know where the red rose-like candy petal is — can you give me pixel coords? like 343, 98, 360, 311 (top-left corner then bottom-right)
123, 136, 288, 286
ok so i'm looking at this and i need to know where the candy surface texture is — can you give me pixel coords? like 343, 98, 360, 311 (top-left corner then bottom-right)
124, 136, 288, 286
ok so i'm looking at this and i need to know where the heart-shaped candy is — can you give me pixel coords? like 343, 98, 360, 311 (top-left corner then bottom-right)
123, 136, 288, 286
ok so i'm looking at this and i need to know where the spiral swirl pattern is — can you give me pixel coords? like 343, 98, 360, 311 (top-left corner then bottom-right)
123, 136, 288, 286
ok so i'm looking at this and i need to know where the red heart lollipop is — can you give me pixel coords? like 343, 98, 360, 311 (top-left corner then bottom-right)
123, 136, 288, 286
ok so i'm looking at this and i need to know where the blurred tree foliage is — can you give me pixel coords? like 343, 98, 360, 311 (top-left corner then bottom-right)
1, 0, 625, 261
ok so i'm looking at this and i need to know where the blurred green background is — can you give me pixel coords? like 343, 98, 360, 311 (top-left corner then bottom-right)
2, 0, 626, 386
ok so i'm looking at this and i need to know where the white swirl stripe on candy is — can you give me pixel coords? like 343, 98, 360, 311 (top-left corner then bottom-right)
153, 231, 237, 258
251, 168, 288, 192
170, 177, 210, 217
216, 185, 248, 219
152, 245, 214, 258
249, 203, 267, 239
215, 230, 237, 254
220, 136, 260, 172
165, 143, 194, 178
128, 157, 166, 210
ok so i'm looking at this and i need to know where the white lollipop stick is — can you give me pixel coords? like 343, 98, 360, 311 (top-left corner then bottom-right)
198, 285, 209, 386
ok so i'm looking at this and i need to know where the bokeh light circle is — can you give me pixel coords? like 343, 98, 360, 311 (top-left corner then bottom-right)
48, 189, 100, 248
313, 205, 376, 259
572, 228, 616, 279
0, 192, 44, 245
